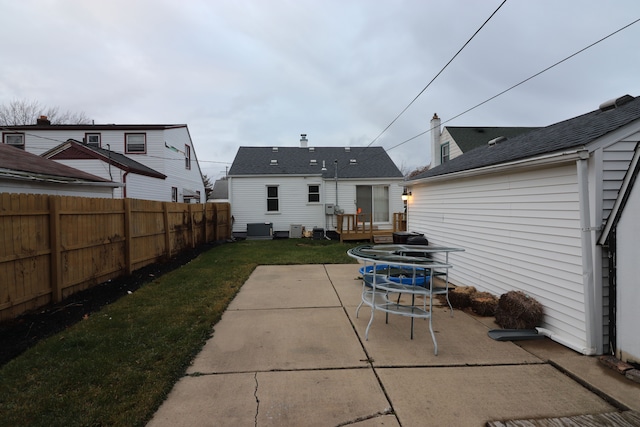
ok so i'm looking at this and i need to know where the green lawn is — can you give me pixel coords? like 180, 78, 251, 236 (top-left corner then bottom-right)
0, 239, 359, 427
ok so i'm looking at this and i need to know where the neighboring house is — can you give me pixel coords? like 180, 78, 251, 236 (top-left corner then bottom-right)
228, 136, 405, 237
208, 177, 229, 202
1, 117, 205, 202
598, 141, 640, 363
42, 139, 167, 200
0, 143, 120, 197
405, 94, 640, 357
427, 113, 539, 169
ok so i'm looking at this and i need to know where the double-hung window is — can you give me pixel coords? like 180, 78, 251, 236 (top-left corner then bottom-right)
3, 133, 25, 149
266, 186, 279, 212
125, 133, 146, 153
85, 133, 101, 148
308, 185, 320, 203
185, 144, 191, 169
441, 142, 450, 163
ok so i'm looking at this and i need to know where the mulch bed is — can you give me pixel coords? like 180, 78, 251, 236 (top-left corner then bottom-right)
0, 244, 215, 368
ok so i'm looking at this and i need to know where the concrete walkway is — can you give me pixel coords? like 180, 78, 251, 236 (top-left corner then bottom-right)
148, 264, 640, 427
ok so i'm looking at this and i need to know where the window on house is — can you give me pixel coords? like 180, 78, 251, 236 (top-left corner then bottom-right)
308, 185, 320, 203
3, 133, 25, 149
85, 133, 101, 148
171, 187, 178, 202
185, 144, 191, 169
267, 186, 279, 212
125, 133, 146, 153
441, 142, 450, 163
356, 185, 389, 222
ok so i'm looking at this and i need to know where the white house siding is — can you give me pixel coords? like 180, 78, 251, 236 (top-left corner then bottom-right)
408, 163, 590, 349
230, 176, 326, 233
616, 170, 640, 363
439, 128, 463, 159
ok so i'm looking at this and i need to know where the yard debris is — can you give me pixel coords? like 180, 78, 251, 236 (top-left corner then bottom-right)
494, 290, 543, 329
470, 291, 499, 316
447, 286, 477, 309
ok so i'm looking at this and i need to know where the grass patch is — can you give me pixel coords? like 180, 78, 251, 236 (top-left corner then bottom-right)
0, 239, 359, 427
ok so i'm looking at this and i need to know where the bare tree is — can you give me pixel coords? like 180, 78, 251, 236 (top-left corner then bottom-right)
0, 99, 91, 125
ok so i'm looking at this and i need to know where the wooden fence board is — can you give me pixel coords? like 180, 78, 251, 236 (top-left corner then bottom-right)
0, 193, 231, 322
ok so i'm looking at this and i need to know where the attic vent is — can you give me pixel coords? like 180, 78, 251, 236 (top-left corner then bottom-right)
344, 147, 351, 152
599, 94, 634, 112
310, 159, 317, 166
350, 159, 357, 165
272, 147, 278, 152
270, 159, 278, 165
309, 147, 315, 152
488, 136, 507, 146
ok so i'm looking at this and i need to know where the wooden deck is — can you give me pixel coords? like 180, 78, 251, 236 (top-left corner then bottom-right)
336, 212, 406, 243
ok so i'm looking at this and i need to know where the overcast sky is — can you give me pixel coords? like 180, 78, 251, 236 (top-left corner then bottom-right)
1, 0, 639, 179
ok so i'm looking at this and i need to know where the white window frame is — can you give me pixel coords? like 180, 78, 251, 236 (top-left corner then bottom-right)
85, 133, 101, 148
125, 133, 146, 153
185, 144, 191, 169
266, 185, 279, 212
171, 187, 178, 202
441, 142, 450, 163
3, 133, 25, 149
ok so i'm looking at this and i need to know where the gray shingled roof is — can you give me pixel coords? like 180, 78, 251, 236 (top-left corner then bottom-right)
409, 95, 640, 181
0, 143, 110, 182
228, 146, 403, 179
446, 127, 539, 153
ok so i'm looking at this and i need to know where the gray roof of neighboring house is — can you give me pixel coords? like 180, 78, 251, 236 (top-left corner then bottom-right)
210, 178, 229, 200
0, 143, 110, 182
43, 140, 166, 179
409, 95, 640, 181
445, 127, 539, 153
228, 146, 403, 179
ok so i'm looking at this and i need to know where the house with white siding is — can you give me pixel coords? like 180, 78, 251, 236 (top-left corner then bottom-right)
1, 118, 205, 202
41, 139, 167, 200
598, 141, 640, 363
228, 135, 405, 238
404, 94, 640, 357
0, 143, 120, 197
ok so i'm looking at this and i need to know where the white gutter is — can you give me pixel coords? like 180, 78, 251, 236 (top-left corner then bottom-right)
576, 149, 598, 356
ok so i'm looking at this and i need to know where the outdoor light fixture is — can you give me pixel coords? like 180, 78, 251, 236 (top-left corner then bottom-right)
401, 188, 412, 201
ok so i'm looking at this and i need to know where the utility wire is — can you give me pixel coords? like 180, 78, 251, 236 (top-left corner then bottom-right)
382, 16, 640, 157
364, 0, 508, 150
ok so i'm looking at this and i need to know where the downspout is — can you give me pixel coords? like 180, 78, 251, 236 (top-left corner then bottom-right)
122, 171, 129, 199
576, 149, 597, 355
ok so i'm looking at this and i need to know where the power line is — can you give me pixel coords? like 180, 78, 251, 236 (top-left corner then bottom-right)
364, 0, 508, 150
383, 16, 640, 156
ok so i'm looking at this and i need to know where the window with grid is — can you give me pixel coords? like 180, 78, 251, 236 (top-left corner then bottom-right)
125, 133, 146, 153
308, 185, 320, 203
4, 133, 25, 149
267, 186, 279, 212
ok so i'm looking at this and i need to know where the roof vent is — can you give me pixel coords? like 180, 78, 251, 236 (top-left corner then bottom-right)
599, 94, 634, 112
350, 159, 357, 165
344, 147, 351, 152
488, 136, 507, 146
270, 159, 278, 165
310, 159, 317, 166
272, 147, 278, 152
308, 147, 315, 152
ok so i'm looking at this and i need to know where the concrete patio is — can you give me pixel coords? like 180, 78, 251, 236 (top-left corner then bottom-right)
148, 264, 640, 426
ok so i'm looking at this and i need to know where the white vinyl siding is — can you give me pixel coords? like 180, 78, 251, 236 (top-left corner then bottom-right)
408, 164, 588, 348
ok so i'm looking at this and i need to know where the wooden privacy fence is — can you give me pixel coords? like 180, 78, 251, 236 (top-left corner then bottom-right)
0, 193, 231, 322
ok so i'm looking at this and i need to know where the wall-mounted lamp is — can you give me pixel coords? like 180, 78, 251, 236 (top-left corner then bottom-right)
401, 188, 412, 201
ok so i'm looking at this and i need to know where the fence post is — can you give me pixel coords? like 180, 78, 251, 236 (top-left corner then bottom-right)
203, 203, 209, 243
124, 198, 133, 275
188, 203, 196, 248
163, 202, 171, 259
49, 196, 62, 303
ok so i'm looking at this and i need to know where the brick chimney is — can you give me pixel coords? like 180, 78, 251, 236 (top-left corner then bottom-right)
430, 113, 441, 168
36, 115, 51, 125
